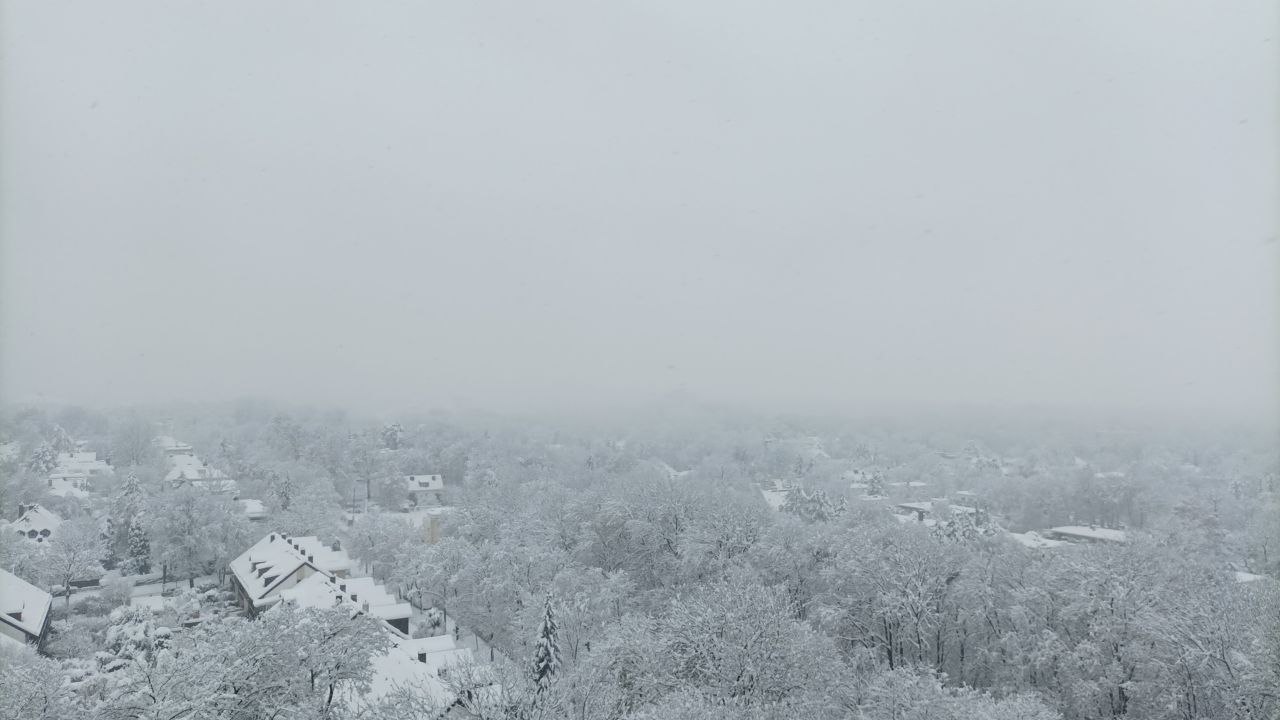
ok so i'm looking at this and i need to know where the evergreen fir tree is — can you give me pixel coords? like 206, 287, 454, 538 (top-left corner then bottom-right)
127, 514, 151, 575
112, 472, 146, 562
531, 595, 561, 694
103, 517, 120, 569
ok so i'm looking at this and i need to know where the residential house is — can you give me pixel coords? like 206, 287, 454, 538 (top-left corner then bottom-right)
273, 562, 486, 712
0, 568, 53, 650
47, 451, 113, 496
228, 532, 353, 615
405, 474, 445, 508
11, 504, 61, 543
167, 455, 239, 496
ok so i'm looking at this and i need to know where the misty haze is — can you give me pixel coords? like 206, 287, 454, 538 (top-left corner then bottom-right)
0, 2, 1277, 720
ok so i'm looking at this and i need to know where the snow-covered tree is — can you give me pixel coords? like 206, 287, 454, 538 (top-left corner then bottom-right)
532, 594, 561, 694
110, 414, 156, 468
25, 442, 57, 475
146, 487, 251, 588
0, 645, 87, 720
0, 531, 47, 586
781, 485, 841, 523
266, 414, 307, 461
98, 604, 389, 720
381, 422, 404, 451
392, 536, 475, 630
125, 513, 150, 575
96, 605, 172, 672
347, 509, 420, 580
48, 424, 76, 455
273, 483, 343, 545
47, 518, 106, 610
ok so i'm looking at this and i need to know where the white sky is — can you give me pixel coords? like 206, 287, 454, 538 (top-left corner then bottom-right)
1, 1, 1276, 418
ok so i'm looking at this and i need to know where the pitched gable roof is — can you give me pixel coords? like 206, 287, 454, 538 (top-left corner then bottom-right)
12, 504, 61, 540
229, 533, 352, 607
0, 568, 52, 641
279, 573, 412, 629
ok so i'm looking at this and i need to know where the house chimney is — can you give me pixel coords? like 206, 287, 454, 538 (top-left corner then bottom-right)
340, 584, 346, 592
350, 593, 358, 602
269, 533, 276, 542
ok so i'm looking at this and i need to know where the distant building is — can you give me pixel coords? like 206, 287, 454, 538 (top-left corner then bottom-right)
47, 472, 92, 498
239, 498, 268, 522
11, 504, 61, 543
1006, 531, 1068, 549
758, 479, 796, 511
1043, 525, 1127, 544
895, 500, 977, 523
167, 455, 239, 496
55, 451, 113, 477
46, 451, 113, 496
404, 474, 445, 507
0, 568, 53, 650
229, 533, 353, 616
153, 436, 195, 457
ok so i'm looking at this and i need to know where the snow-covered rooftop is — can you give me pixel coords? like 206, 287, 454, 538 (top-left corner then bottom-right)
154, 436, 195, 454
1044, 526, 1127, 544
1007, 531, 1068, 549
279, 573, 411, 629
240, 498, 267, 520
895, 500, 977, 515
759, 487, 790, 511
54, 451, 113, 477
405, 474, 444, 493
0, 568, 52, 642
230, 533, 353, 609
893, 512, 937, 527
11, 504, 61, 542
48, 477, 91, 498
361, 640, 477, 709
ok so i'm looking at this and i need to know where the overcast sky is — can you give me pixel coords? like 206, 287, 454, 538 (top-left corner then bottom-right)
1, 1, 1276, 419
